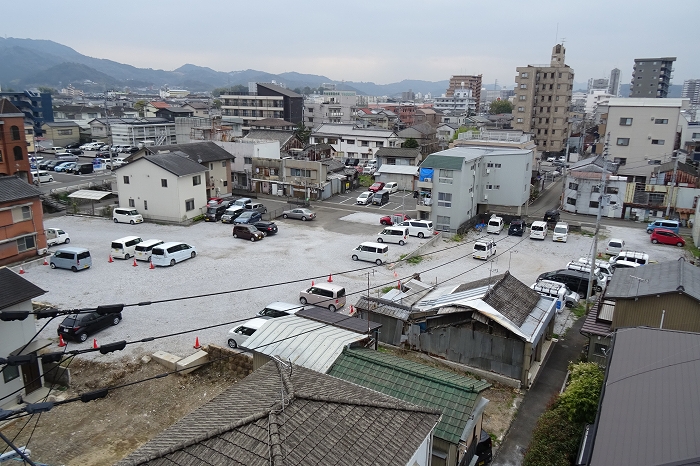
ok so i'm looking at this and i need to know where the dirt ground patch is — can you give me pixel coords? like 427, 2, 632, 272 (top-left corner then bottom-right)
0, 352, 242, 466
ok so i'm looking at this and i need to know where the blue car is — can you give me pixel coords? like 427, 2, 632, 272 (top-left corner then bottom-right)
233, 211, 262, 224
54, 162, 76, 172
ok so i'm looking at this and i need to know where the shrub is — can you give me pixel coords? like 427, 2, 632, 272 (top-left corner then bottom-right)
101, 205, 113, 218
407, 256, 423, 265
558, 362, 604, 424
523, 403, 582, 466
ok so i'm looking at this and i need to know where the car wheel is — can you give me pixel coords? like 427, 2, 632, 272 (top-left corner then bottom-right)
352, 255, 358, 261
283, 214, 288, 218
399, 240, 405, 246
652, 239, 658, 244
377, 238, 383, 243
79, 333, 88, 343
65, 238, 70, 244
375, 259, 383, 265
565, 301, 574, 308
170, 259, 176, 266
646, 229, 652, 234
124, 253, 130, 259
113, 218, 118, 223
130, 220, 135, 225
50, 263, 56, 269
677, 242, 684, 247
380, 220, 387, 225
301, 216, 307, 221
227, 339, 238, 349
418, 232, 425, 238
595, 285, 603, 293
112, 316, 121, 326
300, 297, 307, 305
191, 251, 196, 258
71, 266, 78, 272
329, 304, 337, 312
250, 237, 255, 242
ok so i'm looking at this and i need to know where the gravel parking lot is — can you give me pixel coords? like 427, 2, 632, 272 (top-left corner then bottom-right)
18, 213, 691, 362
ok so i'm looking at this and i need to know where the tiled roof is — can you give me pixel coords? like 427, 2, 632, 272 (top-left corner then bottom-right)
141, 152, 206, 177
149, 101, 170, 109
0, 176, 42, 203
320, 157, 345, 172
452, 274, 507, 293
605, 259, 700, 301
0, 267, 46, 311
157, 107, 193, 114
0, 99, 24, 115
117, 360, 440, 466
482, 272, 541, 327
375, 147, 421, 159
328, 347, 490, 445
244, 129, 295, 147
149, 142, 234, 162
184, 102, 208, 109
354, 296, 413, 321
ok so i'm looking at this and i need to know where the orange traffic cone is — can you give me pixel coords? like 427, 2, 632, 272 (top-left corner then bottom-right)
397, 280, 401, 289
108, 254, 114, 263
58, 334, 66, 347
193, 337, 201, 349
349, 305, 355, 315
311, 280, 314, 286
597, 252, 602, 258
327, 274, 333, 282
149, 261, 155, 270
393, 271, 398, 278
93, 338, 98, 349
132, 258, 138, 267
19, 266, 25, 274
43, 257, 49, 266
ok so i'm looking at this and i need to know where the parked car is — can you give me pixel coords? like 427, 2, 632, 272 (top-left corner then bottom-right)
207, 197, 224, 207
233, 211, 262, 224
57, 311, 121, 342
384, 182, 399, 193
508, 219, 525, 236
54, 162, 77, 172
379, 213, 410, 226
113, 208, 143, 224
282, 208, 316, 221
232, 224, 264, 241
106, 158, 126, 169
356, 191, 374, 205
221, 206, 245, 223
204, 203, 229, 222
486, 215, 504, 235
44, 160, 62, 171
45, 228, 70, 246
32, 170, 54, 184
67, 162, 94, 175
227, 317, 270, 349
473, 238, 496, 260
150, 242, 197, 267
253, 221, 278, 236
537, 269, 602, 294
66, 148, 84, 155
49, 247, 92, 272
55, 152, 79, 161
64, 143, 81, 149
368, 182, 385, 193
650, 228, 685, 247
543, 209, 560, 223
646, 219, 680, 234
605, 238, 625, 256
257, 302, 304, 318
546, 156, 555, 162
398, 220, 434, 238
96, 151, 111, 158
609, 251, 649, 266
38, 159, 53, 170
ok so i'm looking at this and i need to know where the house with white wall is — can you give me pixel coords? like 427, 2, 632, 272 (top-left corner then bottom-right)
562, 155, 627, 218
115, 152, 207, 222
311, 123, 402, 160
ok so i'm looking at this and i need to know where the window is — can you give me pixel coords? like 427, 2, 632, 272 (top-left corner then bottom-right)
519, 95, 526, 101
517, 107, 524, 112
517, 118, 523, 123
438, 169, 453, 184
589, 200, 599, 208
161, 179, 168, 188
494, 163, 502, 168
222, 161, 227, 167
521, 72, 529, 78
558, 72, 563, 78
437, 192, 452, 208
128, 199, 135, 207
520, 84, 527, 89
291, 168, 312, 177
616, 138, 630, 146
567, 197, 577, 206
568, 182, 579, 190
654, 119, 668, 124
692, 133, 700, 139
591, 186, 600, 193
593, 343, 608, 356
3, 364, 18, 383
344, 139, 355, 145
361, 140, 369, 147
605, 187, 619, 194
123, 176, 130, 184
10, 125, 20, 140
486, 185, 500, 190
185, 198, 195, 211
244, 157, 252, 164
651, 139, 665, 145
193, 175, 201, 186
144, 200, 148, 210
613, 157, 627, 165
13, 146, 23, 160
436, 215, 450, 232
619, 118, 633, 126
57, 129, 73, 135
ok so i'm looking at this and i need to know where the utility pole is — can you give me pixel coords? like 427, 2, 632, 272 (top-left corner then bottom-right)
665, 152, 679, 218
559, 119, 573, 209
103, 91, 114, 172
586, 132, 610, 312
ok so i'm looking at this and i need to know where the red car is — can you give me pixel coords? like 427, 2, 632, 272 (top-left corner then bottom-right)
650, 228, 685, 247
207, 197, 224, 206
380, 213, 411, 226
368, 182, 385, 193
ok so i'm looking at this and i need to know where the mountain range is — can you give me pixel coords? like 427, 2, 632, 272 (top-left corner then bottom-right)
0, 37, 452, 97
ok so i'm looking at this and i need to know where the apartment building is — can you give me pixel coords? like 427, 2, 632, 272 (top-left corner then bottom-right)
1, 100, 33, 183
512, 44, 574, 155
0, 89, 53, 136
629, 57, 676, 98
446, 75, 482, 105
432, 88, 477, 116
303, 91, 358, 129
608, 68, 621, 96
682, 79, 700, 105
311, 123, 402, 160
89, 118, 177, 147
220, 83, 303, 132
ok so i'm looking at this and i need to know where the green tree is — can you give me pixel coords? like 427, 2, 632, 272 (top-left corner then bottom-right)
212, 99, 222, 109
524, 405, 582, 466
293, 88, 302, 95
452, 126, 478, 141
303, 86, 312, 95
37, 86, 58, 95
295, 122, 312, 144
134, 100, 147, 117
489, 99, 513, 114
403, 138, 419, 148
558, 362, 604, 424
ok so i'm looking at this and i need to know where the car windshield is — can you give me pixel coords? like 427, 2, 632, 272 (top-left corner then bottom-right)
554, 227, 567, 234
127, 210, 139, 216
207, 207, 217, 214
61, 316, 78, 327
240, 212, 252, 218
488, 221, 499, 226
151, 248, 165, 256
609, 241, 622, 248
474, 244, 486, 251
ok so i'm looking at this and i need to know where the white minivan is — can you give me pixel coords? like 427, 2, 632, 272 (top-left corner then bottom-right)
473, 238, 496, 260
399, 220, 434, 238
530, 221, 548, 240
113, 208, 143, 224
299, 283, 346, 312
486, 215, 504, 235
32, 170, 54, 184
151, 242, 197, 267
352, 242, 389, 265
134, 239, 165, 262
111, 236, 143, 259
377, 226, 408, 245
227, 317, 271, 349
552, 222, 569, 242
384, 182, 399, 194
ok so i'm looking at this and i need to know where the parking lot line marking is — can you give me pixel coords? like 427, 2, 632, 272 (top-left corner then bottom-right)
338, 198, 353, 204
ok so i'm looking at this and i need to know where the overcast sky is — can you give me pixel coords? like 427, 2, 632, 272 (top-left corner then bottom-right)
3, 0, 698, 88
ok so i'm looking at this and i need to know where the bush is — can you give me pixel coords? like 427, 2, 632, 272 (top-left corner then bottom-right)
406, 256, 423, 265
558, 362, 604, 424
523, 403, 582, 466
101, 205, 113, 218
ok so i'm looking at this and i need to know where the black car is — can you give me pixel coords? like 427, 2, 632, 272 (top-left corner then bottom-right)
544, 209, 560, 223
537, 269, 601, 295
57, 311, 122, 342
253, 221, 278, 236
204, 203, 229, 222
475, 429, 493, 466
233, 211, 262, 224
66, 148, 84, 155
96, 151, 111, 157
508, 219, 525, 236
64, 143, 81, 149
44, 160, 62, 170
38, 159, 52, 170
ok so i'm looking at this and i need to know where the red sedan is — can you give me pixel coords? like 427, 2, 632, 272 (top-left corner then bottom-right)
380, 214, 411, 226
368, 182, 385, 193
650, 228, 685, 247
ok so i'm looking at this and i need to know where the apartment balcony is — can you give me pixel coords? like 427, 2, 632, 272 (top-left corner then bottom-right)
417, 179, 433, 189
328, 112, 344, 117
416, 204, 432, 214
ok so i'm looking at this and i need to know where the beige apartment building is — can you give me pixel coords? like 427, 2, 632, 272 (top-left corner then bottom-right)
512, 44, 574, 154
446, 75, 482, 105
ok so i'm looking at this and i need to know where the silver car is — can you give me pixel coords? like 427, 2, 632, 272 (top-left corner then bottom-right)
282, 208, 316, 221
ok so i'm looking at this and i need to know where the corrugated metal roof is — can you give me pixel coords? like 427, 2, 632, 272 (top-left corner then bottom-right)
588, 327, 700, 466
68, 189, 112, 200
354, 296, 412, 321
296, 307, 381, 333
243, 315, 368, 373
606, 259, 700, 301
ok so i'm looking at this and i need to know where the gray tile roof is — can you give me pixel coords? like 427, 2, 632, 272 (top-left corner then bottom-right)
375, 147, 421, 159
605, 259, 700, 301
0, 99, 23, 115
149, 141, 234, 162
452, 274, 507, 293
587, 327, 700, 466
42, 121, 79, 127
0, 176, 42, 203
117, 360, 440, 466
482, 272, 541, 327
354, 296, 413, 321
141, 152, 206, 177
0, 267, 46, 311
244, 129, 295, 147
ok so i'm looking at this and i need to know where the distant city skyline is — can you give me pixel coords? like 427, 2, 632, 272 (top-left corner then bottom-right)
2, 0, 698, 89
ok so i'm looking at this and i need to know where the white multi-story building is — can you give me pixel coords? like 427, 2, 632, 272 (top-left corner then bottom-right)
310, 123, 402, 160
432, 88, 476, 115
89, 118, 177, 147
304, 91, 358, 129
562, 155, 627, 218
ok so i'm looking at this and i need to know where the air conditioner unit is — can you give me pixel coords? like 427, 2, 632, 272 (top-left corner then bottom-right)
651, 116, 655, 121
424, 178, 432, 183
483, 194, 488, 200
486, 169, 490, 174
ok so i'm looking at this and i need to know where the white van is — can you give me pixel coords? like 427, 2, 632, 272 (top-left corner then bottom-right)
299, 283, 346, 312
45, 228, 70, 246
134, 239, 165, 262
486, 215, 504, 235
384, 182, 399, 193
398, 220, 434, 238
257, 302, 304, 318
605, 238, 625, 256
552, 222, 569, 242
473, 238, 496, 260
577, 258, 615, 281
32, 170, 54, 184
377, 226, 408, 245
351, 242, 389, 265
151, 242, 197, 267
609, 251, 649, 266
113, 208, 143, 224
227, 317, 271, 349
530, 221, 548, 240
531, 280, 580, 309
110, 236, 143, 259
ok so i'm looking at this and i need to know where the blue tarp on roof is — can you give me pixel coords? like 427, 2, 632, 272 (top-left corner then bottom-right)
419, 168, 434, 181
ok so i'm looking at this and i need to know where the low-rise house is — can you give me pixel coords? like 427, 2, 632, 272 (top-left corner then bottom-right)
373, 147, 421, 190
115, 152, 207, 222
0, 268, 50, 409
144, 101, 170, 118
375, 146, 421, 168
52, 105, 104, 125
89, 118, 177, 147
414, 108, 441, 127
577, 327, 700, 466
40, 121, 80, 147
398, 122, 439, 156
311, 123, 402, 161
437, 122, 460, 142
180, 101, 209, 118
329, 347, 491, 466
155, 107, 194, 122
562, 155, 627, 218
116, 360, 440, 466
0, 177, 47, 266
244, 129, 304, 155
